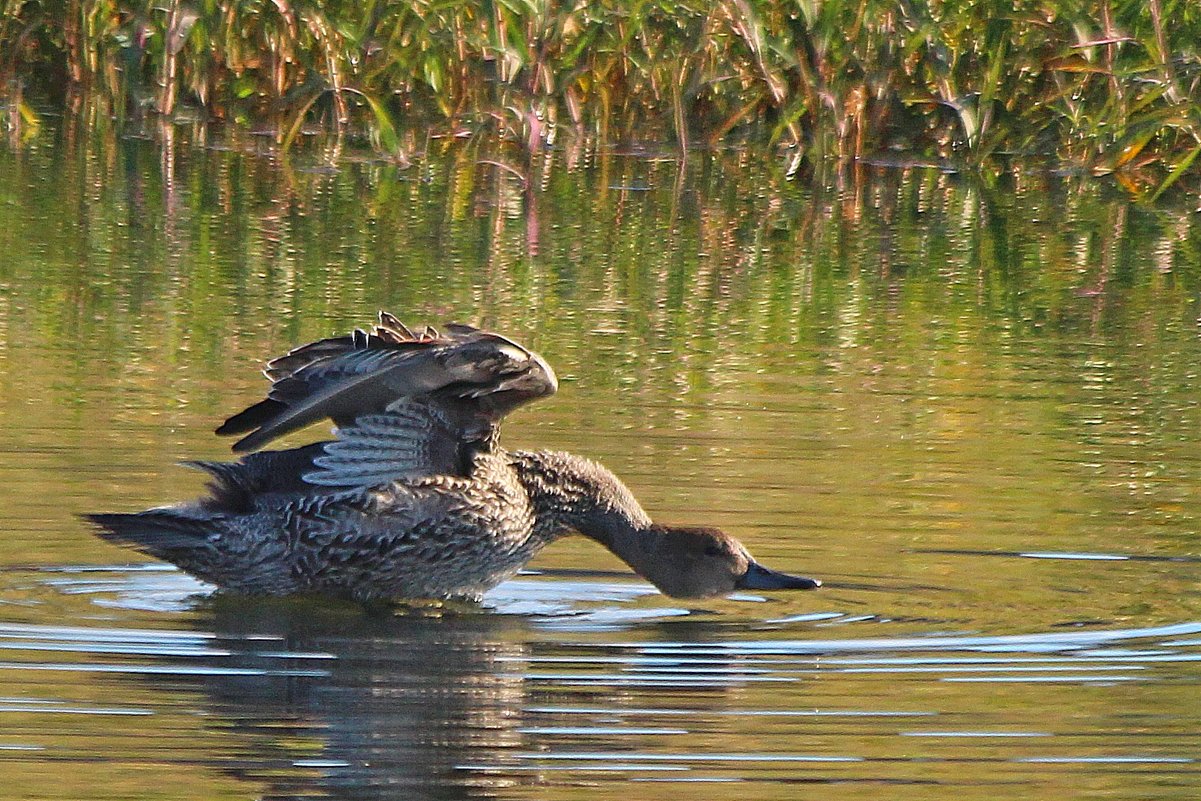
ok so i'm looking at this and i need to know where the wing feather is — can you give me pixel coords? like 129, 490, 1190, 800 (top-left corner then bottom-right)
217, 312, 557, 456
302, 402, 463, 488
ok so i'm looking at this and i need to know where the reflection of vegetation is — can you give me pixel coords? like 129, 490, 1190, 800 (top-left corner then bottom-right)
1, 124, 1199, 357
0, 122, 1197, 417
2, 2, 1200, 188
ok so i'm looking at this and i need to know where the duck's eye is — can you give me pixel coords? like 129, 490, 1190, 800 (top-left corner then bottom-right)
703, 544, 724, 557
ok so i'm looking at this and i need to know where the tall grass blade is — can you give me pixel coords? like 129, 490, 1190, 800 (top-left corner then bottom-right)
1149, 143, 1201, 203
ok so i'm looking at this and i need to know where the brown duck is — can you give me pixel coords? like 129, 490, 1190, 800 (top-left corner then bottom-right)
87, 313, 820, 602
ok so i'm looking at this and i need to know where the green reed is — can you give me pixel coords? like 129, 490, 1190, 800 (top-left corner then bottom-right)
3, 1, 1199, 190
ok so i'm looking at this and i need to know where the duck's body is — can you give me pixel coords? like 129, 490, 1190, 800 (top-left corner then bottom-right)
88, 314, 820, 602
93, 450, 541, 601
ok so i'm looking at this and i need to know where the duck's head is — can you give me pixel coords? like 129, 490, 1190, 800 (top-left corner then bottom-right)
637, 525, 821, 599
509, 450, 822, 600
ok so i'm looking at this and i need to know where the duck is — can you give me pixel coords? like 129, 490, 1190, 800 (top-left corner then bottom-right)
86, 312, 820, 602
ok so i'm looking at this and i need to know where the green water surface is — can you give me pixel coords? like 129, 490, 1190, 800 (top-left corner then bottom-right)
0, 125, 1199, 800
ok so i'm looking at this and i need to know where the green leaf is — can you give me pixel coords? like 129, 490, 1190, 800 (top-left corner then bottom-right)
1149, 142, 1201, 203
423, 54, 444, 93
233, 75, 257, 99
357, 89, 400, 154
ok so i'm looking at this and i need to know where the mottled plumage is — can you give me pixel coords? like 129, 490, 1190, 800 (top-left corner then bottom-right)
87, 313, 820, 602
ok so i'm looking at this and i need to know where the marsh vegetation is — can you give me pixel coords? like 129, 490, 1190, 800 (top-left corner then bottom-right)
3, 1, 1199, 195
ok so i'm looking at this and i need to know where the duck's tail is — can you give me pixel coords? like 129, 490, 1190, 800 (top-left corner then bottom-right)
84, 510, 217, 570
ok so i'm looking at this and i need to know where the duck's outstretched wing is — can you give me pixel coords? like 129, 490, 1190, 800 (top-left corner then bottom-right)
217, 312, 557, 454
303, 400, 468, 488
187, 400, 469, 505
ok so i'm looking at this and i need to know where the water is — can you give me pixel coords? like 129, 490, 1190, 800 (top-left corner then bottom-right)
1, 125, 1200, 799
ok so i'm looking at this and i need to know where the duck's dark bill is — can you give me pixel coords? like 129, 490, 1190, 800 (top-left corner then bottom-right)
737, 561, 821, 591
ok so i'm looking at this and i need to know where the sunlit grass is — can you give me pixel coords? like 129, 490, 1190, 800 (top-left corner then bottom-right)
2, 1, 1198, 192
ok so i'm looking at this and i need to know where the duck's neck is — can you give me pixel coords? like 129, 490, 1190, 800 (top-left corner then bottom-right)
508, 449, 662, 566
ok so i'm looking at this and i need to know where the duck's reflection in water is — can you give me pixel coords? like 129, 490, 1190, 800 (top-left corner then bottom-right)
179, 598, 532, 801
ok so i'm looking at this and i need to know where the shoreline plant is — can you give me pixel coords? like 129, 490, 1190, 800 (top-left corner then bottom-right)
2, 1, 1198, 192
